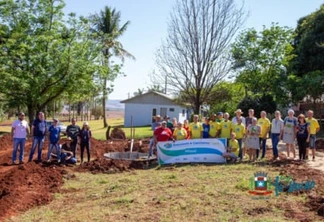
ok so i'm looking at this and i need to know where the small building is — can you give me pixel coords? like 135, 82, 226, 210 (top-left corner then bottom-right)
120, 91, 190, 127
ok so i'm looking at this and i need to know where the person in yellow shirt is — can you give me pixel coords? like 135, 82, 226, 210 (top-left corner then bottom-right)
306, 110, 320, 160
220, 113, 232, 141
209, 114, 220, 138
189, 115, 202, 139
233, 118, 245, 160
222, 132, 239, 162
257, 111, 270, 159
173, 122, 187, 140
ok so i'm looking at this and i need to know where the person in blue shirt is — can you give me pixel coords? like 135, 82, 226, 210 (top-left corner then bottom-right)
79, 122, 92, 163
28, 112, 47, 163
46, 118, 61, 163
202, 117, 210, 138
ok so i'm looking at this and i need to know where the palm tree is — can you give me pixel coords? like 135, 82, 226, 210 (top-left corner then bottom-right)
91, 6, 135, 127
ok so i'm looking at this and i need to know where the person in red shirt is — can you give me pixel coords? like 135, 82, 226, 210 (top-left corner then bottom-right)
154, 121, 173, 143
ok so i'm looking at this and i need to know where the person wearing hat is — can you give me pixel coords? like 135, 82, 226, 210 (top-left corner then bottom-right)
11, 112, 30, 165
152, 115, 162, 131
79, 122, 92, 163
232, 109, 246, 126
46, 118, 61, 163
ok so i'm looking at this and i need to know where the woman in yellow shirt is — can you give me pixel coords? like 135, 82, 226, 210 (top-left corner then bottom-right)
173, 122, 187, 140
233, 118, 245, 160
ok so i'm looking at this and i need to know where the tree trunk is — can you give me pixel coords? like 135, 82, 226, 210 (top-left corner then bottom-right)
68, 101, 71, 122
27, 105, 36, 131
102, 76, 108, 127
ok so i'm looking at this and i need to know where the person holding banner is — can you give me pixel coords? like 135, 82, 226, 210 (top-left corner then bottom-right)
189, 115, 203, 139
173, 122, 187, 140
154, 121, 173, 143
222, 132, 239, 162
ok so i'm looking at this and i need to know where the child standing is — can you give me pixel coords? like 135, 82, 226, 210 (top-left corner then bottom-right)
202, 117, 210, 138
80, 122, 92, 164
246, 118, 261, 162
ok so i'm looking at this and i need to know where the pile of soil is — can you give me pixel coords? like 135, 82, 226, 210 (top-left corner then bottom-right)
77, 158, 147, 174
0, 162, 64, 220
0, 133, 150, 220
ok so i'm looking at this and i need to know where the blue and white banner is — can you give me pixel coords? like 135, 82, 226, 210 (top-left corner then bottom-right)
157, 138, 227, 165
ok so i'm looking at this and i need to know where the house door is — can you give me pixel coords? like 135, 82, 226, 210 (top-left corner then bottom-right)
152, 108, 157, 123
160, 107, 167, 118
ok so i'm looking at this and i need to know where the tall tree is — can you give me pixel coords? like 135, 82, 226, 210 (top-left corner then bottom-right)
0, 0, 101, 124
91, 6, 134, 127
153, 0, 246, 114
231, 24, 295, 105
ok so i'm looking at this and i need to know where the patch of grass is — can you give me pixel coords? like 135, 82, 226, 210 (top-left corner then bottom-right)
7, 163, 322, 222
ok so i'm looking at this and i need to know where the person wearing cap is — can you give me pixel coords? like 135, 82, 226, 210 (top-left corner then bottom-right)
189, 115, 203, 139
216, 112, 224, 123
149, 115, 162, 156
154, 121, 173, 145
47, 118, 61, 163
66, 118, 81, 158
283, 109, 297, 159
79, 122, 92, 163
257, 111, 270, 159
28, 112, 47, 163
232, 109, 246, 126
11, 112, 30, 165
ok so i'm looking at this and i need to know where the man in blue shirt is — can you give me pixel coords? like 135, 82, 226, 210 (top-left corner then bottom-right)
28, 112, 47, 163
47, 118, 61, 163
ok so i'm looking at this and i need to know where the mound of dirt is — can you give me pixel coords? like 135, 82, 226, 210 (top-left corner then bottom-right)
110, 127, 126, 140
0, 162, 64, 220
0, 134, 13, 151
77, 158, 147, 174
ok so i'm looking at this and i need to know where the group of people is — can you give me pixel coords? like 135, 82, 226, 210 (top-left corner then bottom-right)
11, 112, 92, 165
150, 109, 320, 162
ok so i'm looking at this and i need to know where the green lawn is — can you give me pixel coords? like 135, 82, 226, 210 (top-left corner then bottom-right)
6, 163, 321, 222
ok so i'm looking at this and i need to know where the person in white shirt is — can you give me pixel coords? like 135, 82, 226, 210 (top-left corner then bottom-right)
232, 109, 246, 126
11, 112, 30, 165
271, 110, 284, 160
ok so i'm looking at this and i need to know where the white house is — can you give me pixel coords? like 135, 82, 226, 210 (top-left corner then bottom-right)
120, 91, 190, 127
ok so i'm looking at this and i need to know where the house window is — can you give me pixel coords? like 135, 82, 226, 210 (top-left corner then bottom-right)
169, 108, 175, 112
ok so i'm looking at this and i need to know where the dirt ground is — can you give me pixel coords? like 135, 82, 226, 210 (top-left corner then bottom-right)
1, 133, 324, 221
0, 134, 150, 220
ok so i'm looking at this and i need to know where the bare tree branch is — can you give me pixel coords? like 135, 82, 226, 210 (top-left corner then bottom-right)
153, 0, 247, 113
